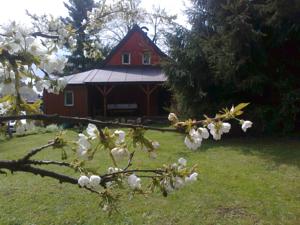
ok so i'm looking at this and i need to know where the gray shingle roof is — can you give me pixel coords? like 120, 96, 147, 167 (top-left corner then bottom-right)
65, 67, 167, 84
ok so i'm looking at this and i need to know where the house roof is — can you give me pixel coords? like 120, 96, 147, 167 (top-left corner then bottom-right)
102, 24, 167, 66
65, 67, 167, 84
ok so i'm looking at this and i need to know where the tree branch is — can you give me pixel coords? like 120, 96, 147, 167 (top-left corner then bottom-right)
0, 114, 180, 133
20, 141, 56, 161
30, 32, 59, 39
26, 159, 72, 167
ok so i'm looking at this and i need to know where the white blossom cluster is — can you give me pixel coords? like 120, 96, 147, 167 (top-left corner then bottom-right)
127, 174, 142, 190
168, 113, 253, 150
0, 22, 69, 104
76, 124, 132, 161
184, 128, 209, 150
76, 124, 99, 157
78, 175, 102, 188
207, 122, 231, 141
111, 147, 129, 160
161, 158, 198, 193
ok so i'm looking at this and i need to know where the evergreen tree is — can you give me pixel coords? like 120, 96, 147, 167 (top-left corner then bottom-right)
164, 0, 300, 133
63, 0, 108, 74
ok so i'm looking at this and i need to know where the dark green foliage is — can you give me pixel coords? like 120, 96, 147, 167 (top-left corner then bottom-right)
164, 0, 300, 133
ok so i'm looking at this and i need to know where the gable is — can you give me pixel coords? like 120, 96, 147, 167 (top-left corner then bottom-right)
104, 25, 166, 67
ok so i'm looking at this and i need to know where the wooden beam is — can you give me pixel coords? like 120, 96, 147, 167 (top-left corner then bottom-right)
139, 84, 159, 116
95, 85, 115, 117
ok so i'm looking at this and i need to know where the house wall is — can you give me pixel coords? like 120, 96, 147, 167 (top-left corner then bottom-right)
43, 85, 89, 117
106, 31, 161, 66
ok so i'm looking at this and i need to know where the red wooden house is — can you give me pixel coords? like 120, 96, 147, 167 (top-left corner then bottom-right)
43, 25, 170, 118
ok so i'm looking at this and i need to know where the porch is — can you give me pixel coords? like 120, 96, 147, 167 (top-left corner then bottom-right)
87, 83, 170, 117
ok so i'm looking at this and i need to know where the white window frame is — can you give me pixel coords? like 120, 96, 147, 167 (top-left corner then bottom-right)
122, 53, 131, 65
142, 52, 151, 65
64, 90, 74, 107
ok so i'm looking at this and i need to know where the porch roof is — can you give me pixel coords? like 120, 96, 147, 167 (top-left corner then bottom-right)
65, 67, 167, 84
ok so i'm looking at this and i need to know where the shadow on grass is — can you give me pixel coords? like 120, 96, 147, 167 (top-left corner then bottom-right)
205, 137, 300, 169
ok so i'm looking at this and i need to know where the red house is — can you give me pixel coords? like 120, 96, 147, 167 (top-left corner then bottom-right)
43, 25, 170, 118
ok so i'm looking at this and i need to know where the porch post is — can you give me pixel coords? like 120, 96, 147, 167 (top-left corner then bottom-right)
96, 85, 114, 117
139, 84, 159, 117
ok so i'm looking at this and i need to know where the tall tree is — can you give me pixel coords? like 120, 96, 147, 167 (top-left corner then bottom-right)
164, 0, 300, 133
63, 0, 107, 74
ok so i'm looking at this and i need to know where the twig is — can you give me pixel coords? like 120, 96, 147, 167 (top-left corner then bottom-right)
20, 141, 56, 162
123, 151, 135, 171
26, 159, 72, 168
0, 159, 100, 194
101, 169, 165, 180
0, 160, 77, 184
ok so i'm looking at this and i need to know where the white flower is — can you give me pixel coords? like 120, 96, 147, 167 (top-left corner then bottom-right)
35, 80, 51, 92
86, 123, 98, 139
221, 122, 231, 133
77, 133, 91, 156
207, 123, 223, 141
107, 167, 122, 173
111, 147, 129, 160
57, 77, 68, 90
198, 127, 209, 139
168, 113, 178, 122
78, 175, 89, 187
184, 129, 202, 150
114, 130, 126, 144
185, 172, 198, 183
207, 123, 215, 130
152, 141, 160, 149
81, 19, 87, 25
210, 129, 222, 140
89, 175, 101, 188
41, 55, 66, 74
128, 174, 141, 189
174, 177, 185, 189
178, 157, 187, 166
242, 120, 253, 132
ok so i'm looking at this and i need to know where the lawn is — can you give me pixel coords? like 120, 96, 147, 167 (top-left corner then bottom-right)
0, 130, 299, 225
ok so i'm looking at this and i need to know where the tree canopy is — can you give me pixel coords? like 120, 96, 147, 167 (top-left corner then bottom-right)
164, 0, 300, 133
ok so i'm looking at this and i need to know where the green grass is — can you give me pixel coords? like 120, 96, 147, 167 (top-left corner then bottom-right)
0, 130, 300, 225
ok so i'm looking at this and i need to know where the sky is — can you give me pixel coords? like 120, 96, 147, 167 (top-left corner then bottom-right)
0, 0, 191, 26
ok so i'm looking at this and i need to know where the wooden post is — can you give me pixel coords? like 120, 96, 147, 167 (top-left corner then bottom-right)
96, 85, 114, 117
139, 84, 159, 116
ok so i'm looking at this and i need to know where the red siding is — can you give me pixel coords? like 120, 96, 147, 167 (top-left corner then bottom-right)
106, 31, 161, 66
43, 85, 89, 117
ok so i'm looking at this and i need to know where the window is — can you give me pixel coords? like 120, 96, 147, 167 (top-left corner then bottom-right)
64, 91, 74, 106
142, 52, 151, 65
122, 53, 131, 64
